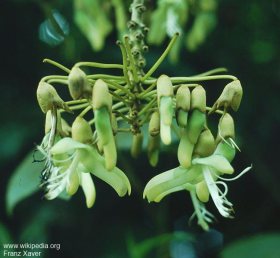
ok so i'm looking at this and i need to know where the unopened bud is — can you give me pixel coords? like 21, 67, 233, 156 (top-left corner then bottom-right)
111, 113, 118, 135
157, 75, 174, 104
68, 67, 89, 100
177, 130, 194, 168
176, 109, 188, 128
196, 181, 209, 202
72, 117, 93, 143
194, 128, 215, 157
217, 113, 235, 142
131, 133, 143, 158
210, 80, 243, 113
147, 135, 160, 167
187, 109, 206, 144
37, 81, 69, 113
191, 86, 206, 112
176, 85, 190, 111
149, 111, 160, 136
92, 79, 112, 111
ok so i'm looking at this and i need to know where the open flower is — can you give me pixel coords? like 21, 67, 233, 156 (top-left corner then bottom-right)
144, 140, 251, 230
40, 137, 131, 208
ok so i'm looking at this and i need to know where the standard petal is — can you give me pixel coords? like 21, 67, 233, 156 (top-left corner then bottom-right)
192, 154, 234, 174
51, 137, 89, 155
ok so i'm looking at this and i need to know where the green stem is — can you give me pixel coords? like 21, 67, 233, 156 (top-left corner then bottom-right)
138, 97, 157, 116
192, 67, 228, 77
43, 59, 70, 73
143, 75, 237, 84
117, 41, 132, 88
78, 105, 92, 117
87, 74, 125, 80
66, 99, 88, 105
75, 61, 123, 69
137, 81, 157, 98
104, 79, 134, 98
41, 75, 68, 82
47, 79, 68, 85
124, 36, 139, 83
67, 103, 89, 111
141, 33, 179, 82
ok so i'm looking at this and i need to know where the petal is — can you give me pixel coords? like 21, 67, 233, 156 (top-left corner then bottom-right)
92, 166, 131, 197
143, 166, 202, 203
80, 172, 96, 208
51, 137, 89, 155
192, 154, 234, 174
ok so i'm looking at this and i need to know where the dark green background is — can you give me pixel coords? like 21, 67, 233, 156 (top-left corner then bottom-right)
0, 0, 279, 257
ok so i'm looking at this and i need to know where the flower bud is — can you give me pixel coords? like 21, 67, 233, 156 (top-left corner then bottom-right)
216, 113, 235, 142
157, 75, 174, 104
176, 85, 190, 111
111, 113, 118, 135
37, 81, 69, 113
92, 79, 112, 111
131, 133, 143, 158
177, 130, 194, 168
103, 139, 117, 171
68, 67, 89, 100
147, 135, 160, 167
176, 109, 188, 128
210, 80, 243, 113
159, 96, 173, 145
191, 86, 206, 112
193, 128, 215, 157
72, 117, 93, 143
196, 181, 209, 202
187, 109, 206, 144
149, 111, 160, 136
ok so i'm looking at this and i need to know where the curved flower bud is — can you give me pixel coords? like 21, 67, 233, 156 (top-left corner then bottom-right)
92, 79, 112, 111
159, 96, 173, 145
176, 85, 190, 128
176, 85, 191, 112
147, 135, 160, 167
210, 80, 243, 113
196, 180, 209, 203
68, 67, 90, 100
157, 75, 174, 145
157, 74, 174, 102
193, 128, 215, 157
149, 111, 160, 136
72, 116, 93, 144
177, 130, 194, 168
216, 113, 235, 143
37, 81, 69, 113
131, 133, 143, 158
191, 86, 206, 113
187, 109, 206, 144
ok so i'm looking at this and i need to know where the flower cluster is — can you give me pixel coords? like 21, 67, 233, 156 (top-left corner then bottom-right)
36, 33, 250, 230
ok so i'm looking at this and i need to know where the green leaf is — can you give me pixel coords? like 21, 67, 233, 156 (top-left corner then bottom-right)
74, 0, 112, 51
0, 222, 13, 245
221, 233, 280, 258
6, 150, 43, 215
127, 231, 193, 258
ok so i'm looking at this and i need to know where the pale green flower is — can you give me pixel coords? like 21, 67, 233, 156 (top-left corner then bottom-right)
40, 137, 131, 208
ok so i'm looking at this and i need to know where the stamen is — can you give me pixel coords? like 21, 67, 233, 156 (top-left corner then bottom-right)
216, 165, 252, 181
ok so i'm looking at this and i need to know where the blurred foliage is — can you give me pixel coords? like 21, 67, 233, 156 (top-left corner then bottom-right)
0, 0, 280, 257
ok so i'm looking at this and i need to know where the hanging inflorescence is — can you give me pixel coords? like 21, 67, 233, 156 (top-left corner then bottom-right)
36, 0, 251, 230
